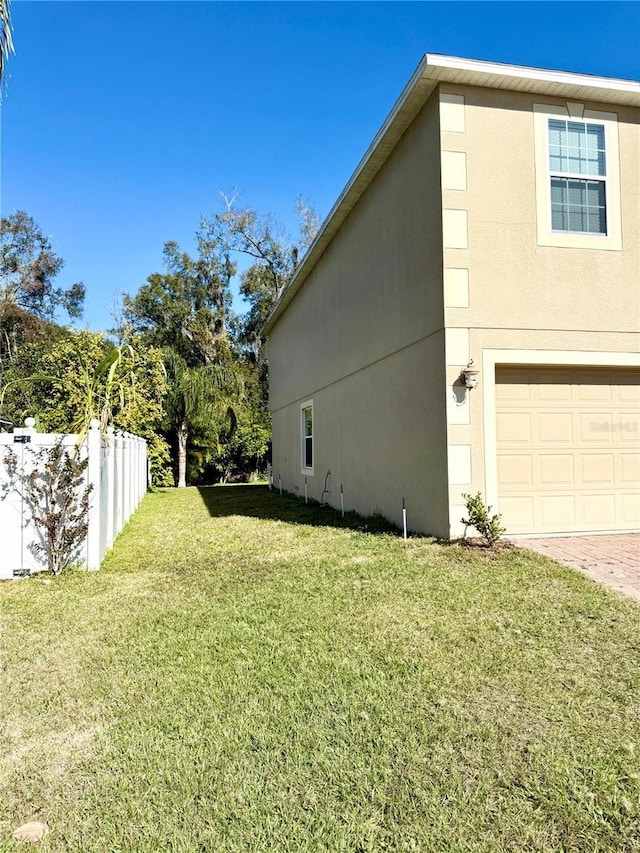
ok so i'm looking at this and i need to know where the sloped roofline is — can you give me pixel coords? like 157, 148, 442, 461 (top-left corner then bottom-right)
263, 53, 640, 335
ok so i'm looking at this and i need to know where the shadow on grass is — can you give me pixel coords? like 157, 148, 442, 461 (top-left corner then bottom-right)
196, 484, 401, 537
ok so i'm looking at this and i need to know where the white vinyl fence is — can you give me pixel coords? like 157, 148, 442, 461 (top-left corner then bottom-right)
0, 419, 148, 579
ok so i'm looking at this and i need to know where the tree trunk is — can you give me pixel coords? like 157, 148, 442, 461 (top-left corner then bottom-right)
177, 420, 188, 488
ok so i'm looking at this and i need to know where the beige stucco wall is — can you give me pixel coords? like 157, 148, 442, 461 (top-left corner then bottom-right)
439, 84, 640, 534
267, 92, 450, 535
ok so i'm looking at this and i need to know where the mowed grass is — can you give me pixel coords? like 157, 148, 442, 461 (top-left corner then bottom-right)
1, 486, 640, 852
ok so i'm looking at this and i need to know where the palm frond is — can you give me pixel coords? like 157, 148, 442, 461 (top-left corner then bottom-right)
0, 0, 14, 87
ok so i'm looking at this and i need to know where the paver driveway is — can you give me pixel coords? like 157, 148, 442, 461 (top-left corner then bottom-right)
517, 534, 640, 601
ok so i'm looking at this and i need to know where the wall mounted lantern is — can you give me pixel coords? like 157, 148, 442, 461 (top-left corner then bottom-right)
460, 360, 479, 390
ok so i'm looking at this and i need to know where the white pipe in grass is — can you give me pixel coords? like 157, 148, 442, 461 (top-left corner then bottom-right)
304, 477, 308, 504
279, 474, 282, 496
402, 497, 407, 540
340, 484, 344, 518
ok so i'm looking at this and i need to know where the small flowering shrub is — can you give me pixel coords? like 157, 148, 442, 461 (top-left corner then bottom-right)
4, 439, 92, 576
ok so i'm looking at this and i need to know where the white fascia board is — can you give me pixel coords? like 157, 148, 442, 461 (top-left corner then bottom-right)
424, 53, 640, 99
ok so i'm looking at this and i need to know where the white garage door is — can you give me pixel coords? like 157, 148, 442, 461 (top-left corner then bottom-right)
496, 367, 640, 534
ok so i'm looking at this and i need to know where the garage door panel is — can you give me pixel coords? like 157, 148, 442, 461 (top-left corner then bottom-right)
581, 454, 615, 484
620, 413, 640, 442
540, 495, 575, 527
499, 495, 534, 528
576, 373, 612, 401
621, 493, 640, 524
495, 374, 532, 401
497, 413, 531, 443
540, 454, 574, 485
583, 494, 616, 525
496, 367, 640, 534
498, 454, 533, 486
537, 373, 572, 400
538, 412, 573, 444
620, 453, 640, 484
618, 377, 640, 401
580, 414, 613, 443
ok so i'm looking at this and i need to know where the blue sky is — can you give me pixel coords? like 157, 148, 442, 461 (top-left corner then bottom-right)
2, 1, 639, 331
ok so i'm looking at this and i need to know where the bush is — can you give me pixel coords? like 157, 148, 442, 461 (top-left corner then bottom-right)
3, 439, 92, 575
461, 492, 505, 547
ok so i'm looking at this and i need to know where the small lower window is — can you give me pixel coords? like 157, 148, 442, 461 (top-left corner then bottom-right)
301, 401, 313, 472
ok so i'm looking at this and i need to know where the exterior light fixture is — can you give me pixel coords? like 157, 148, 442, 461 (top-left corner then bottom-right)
461, 360, 479, 390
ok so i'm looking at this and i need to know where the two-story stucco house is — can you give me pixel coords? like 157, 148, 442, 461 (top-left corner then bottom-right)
263, 55, 640, 539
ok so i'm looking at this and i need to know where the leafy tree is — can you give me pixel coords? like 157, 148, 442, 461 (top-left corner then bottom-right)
163, 350, 241, 488
0, 211, 85, 321
201, 195, 321, 356
123, 238, 234, 366
0, 212, 85, 385
1, 330, 173, 486
124, 235, 243, 486
201, 205, 292, 355
212, 359, 270, 482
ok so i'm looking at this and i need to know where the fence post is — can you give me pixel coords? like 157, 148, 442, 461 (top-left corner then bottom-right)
105, 426, 115, 550
127, 433, 134, 520
142, 439, 148, 497
124, 433, 132, 522
115, 430, 124, 536
86, 419, 101, 571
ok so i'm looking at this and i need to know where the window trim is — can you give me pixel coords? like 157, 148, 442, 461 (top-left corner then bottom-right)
547, 118, 607, 236
533, 104, 622, 251
300, 399, 314, 476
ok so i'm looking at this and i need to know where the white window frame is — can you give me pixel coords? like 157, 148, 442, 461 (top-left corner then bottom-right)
533, 104, 622, 251
547, 118, 607, 236
300, 399, 314, 475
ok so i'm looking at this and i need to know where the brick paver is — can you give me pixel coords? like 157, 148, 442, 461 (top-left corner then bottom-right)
516, 534, 640, 601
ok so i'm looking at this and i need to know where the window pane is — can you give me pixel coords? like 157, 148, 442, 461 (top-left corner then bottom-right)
304, 407, 312, 438
549, 147, 565, 172
551, 205, 568, 230
587, 124, 604, 148
305, 436, 313, 468
548, 120, 565, 146
550, 178, 566, 204
567, 122, 584, 148
592, 207, 607, 234
568, 208, 587, 232
548, 119, 606, 177
550, 175, 606, 234
586, 180, 605, 206
567, 180, 586, 206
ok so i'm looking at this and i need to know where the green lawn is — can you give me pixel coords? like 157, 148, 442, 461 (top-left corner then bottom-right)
1, 485, 639, 852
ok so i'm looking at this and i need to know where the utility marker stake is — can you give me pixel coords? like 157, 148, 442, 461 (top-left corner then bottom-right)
304, 477, 308, 505
340, 484, 344, 518
279, 475, 282, 496
402, 497, 408, 541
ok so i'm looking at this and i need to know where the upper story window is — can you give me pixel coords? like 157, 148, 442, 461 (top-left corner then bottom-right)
533, 104, 621, 252
548, 119, 607, 235
301, 401, 313, 473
